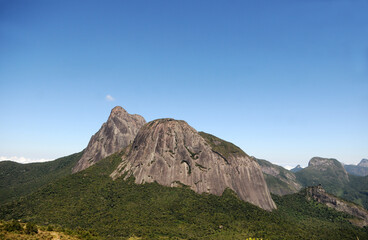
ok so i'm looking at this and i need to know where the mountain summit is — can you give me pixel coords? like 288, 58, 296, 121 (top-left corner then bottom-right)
111, 118, 276, 211
358, 159, 368, 168
73, 106, 146, 173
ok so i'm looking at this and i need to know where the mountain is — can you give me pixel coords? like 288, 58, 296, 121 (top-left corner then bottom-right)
358, 158, 368, 167
0, 151, 82, 204
344, 159, 368, 177
295, 157, 349, 194
294, 157, 368, 209
290, 164, 303, 173
344, 165, 368, 177
2, 151, 368, 239
255, 158, 302, 196
111, 118, 276, 211
2, 106, 368, 238
72, 106, 145, 173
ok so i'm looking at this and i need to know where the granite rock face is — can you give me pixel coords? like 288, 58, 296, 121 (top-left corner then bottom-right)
73, 106, 146, 173
111, 118, 276, 211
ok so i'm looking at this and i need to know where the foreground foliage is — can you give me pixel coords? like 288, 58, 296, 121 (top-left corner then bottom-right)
1, 152, 368, 239
0, 220, 89, 240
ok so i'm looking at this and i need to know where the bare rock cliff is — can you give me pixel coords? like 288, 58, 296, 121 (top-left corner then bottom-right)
111, 118, 276, 211
73, 106, 146, 173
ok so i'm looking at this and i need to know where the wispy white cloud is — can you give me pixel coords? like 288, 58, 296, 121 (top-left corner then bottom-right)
106, 94, 115, 102
0, 156, 52, 164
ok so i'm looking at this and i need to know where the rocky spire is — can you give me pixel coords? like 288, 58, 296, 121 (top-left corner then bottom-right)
72, 106, 146, 173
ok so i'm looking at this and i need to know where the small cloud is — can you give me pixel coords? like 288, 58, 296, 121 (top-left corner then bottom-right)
0, 156, 52, 164
106, 94, 115, 102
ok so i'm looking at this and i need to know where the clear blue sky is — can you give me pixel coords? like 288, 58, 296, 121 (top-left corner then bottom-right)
1, 0, 367, 167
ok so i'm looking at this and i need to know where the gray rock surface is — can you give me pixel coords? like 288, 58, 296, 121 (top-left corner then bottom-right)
111, 118, 276, 211
73, 106, 146, 173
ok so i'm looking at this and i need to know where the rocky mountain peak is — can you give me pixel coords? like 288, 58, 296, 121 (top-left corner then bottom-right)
72, 106, 146, 173
358, 159, 368, 167
111, 118, 276, 211
110, 106, 127, 115
309, 157, 341, 169
308, 157, 349, 180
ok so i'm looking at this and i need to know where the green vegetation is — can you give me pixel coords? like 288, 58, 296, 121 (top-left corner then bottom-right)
199, 132, 247, 159
344, 165, 368, 177
263, 174, 296, 196
1, 151, 368, 239
256, 158, 301, 196
0, 151, 83, 204
295, 163, 368, 209
0, 219, 97, 239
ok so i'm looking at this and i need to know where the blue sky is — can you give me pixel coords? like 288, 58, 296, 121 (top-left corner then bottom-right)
0, 0, 367, 167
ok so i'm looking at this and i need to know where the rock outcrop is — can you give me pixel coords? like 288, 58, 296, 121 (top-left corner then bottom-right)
306, 185, 368, 227
111, 118, 276, 211
308, 157, 349, 181
358, 159, 368, 168
73, 106, 146, 173
256, 158, 302, 195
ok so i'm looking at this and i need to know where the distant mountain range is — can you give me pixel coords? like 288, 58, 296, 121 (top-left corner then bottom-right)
1, 106, 367, 239
343, 159, 368, 177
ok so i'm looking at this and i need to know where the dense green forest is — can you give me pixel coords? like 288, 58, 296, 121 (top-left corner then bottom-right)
0, 151, 83, 204
1, 151, 367, 240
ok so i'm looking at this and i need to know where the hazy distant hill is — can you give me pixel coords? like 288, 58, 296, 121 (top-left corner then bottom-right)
344, 159, 368, 177
290, 165, 303, 173
255, 158, 302, 196
0, 151, 82, 204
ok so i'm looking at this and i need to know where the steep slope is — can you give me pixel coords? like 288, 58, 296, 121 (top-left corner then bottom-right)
255, 158, 302, 195
72, 106, 145, 173
0, 152, 82, 204
111, 118, 276, 211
